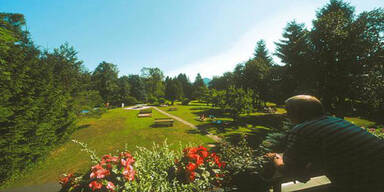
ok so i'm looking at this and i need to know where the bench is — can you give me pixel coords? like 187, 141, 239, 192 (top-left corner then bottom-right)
137, 109, 152, 117
168, 107, 178, 111
154, 118, 174, 127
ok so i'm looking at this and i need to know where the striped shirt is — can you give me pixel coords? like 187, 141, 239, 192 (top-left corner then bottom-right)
283, 116, 384, 191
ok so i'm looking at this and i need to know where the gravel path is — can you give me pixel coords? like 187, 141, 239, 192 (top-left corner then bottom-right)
152, 107, 222, 142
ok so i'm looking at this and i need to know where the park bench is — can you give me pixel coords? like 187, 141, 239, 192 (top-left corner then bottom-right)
137, 108, 152, 118
154, 118, 174, 127
168, 107, 178, 111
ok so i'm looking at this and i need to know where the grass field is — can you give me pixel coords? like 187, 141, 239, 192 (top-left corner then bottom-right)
158, 101, 284, 142
3, 108, 214, 189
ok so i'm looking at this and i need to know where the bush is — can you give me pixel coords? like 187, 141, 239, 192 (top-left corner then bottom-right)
147, 96, 157, 104
175, 146, 226, 189
181, 98, 191, 105
158, 98, 166, 105
59, 141, 226, 192
366, 127, 384, 140
60, 140, 136, 192
217, 136, 271, 191
124, 96, 138, 106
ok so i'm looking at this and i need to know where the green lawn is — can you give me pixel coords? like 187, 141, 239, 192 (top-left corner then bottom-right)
3, 108, 213, 189
159, 101, 278, 138
344, 117, 376, 128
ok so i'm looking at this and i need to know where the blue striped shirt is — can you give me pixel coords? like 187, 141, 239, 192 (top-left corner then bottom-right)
283, 116, 384, 191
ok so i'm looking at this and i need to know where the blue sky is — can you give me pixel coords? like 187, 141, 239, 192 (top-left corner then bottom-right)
1, 0, 383, 79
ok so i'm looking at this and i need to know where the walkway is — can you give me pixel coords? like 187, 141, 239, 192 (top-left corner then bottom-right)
152, 107, 221, 142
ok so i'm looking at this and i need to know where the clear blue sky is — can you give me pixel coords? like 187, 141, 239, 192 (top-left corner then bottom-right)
1, 0, 383, 79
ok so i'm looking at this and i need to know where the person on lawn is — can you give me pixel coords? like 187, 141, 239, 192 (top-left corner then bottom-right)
266, 95, 384, 192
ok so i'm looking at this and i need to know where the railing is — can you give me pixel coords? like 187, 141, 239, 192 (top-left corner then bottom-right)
268, 170, 331, 192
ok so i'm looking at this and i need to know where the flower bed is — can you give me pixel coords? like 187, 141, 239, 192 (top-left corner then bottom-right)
59, 138, 271, 192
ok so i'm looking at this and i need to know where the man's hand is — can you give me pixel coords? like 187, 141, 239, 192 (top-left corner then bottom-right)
265, 153, 284, 168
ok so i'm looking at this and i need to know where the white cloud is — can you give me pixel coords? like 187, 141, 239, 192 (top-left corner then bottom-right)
167, 2, 317, 79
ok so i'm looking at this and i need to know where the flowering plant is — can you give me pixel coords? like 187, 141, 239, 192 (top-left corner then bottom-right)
59, 152, 135, 192
175, 145, 226, 188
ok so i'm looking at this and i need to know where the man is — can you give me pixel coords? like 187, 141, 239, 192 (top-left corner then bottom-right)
267, 95, 384, 191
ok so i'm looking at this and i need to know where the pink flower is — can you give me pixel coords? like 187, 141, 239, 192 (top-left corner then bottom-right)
89, 181, 102, 191
106, 181, 116, 191
90, 164, 110, 179
122, 165, 135, 181
369, 128, 376, 132
121, 157, 135, 167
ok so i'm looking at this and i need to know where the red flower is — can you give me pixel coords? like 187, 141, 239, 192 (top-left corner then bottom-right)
59, 173, 73, 186
89, 181, 102, 191
121, 157, 135, 167
122, 165, 135, 181
199, 150, 209, 158
90, 164, 110, 179
196, 155, 204, 165
106, 181, 116, 191
186, 162, 197, 172
189, 171, 196, 181
198, 146, 207, 151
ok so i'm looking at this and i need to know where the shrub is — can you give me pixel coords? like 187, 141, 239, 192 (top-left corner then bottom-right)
217, 136, 271, 191
181, 98, 191, 105
158, 98, 166, 105
60, 141, 227, 192
124, 96, 138, 106
59, 141, 136, 192
175, 146, 226, 189
366, 127, 384, 140
147, 96, 157, 104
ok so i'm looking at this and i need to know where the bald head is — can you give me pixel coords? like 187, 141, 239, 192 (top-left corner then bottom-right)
285, 95, 324, 124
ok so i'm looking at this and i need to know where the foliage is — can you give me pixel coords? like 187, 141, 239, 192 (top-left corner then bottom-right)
92, 62, 119, 103
140, 67, 165, 98
175, 146, 226, 189
0, 13, 77, 184
366, 127, 384, 140
217, 136, 270, 191
59, 141, 136, 192
60, 141, 227, 192
127, 75, 146, 102
177, 73, 193, 100
193, 73, 208, 100
165, 76, 183, 105
181, 98, 191, 105
219, 86, 253, 120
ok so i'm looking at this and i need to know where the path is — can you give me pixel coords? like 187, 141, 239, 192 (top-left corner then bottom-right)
1, 182, 60, 192
152, 107, 222, 142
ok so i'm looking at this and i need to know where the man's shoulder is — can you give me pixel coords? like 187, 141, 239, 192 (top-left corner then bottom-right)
290, 116, 343, 133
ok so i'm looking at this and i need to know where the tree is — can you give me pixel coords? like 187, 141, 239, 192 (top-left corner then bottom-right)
254, 40, 273, 66
127, 75, 147, 102
220, 86, 253, 121
43, 43, 85, 96
275, 21, 316, 97
193, 73, 207, 100
209, 72, 234, 91
0, 13, 76, 183
165, 77, 183, 105
140, 67, 165, 98
177, 73, 193, 99
116, 76, 131, 105
92, 61, 119, 103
